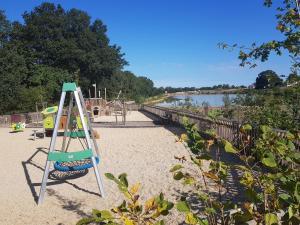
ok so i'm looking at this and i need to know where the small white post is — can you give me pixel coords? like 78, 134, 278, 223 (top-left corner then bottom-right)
88, 89, 91, 98
93, 83, 97, 98
99, 90, 101, 98
104, 88, 106, 101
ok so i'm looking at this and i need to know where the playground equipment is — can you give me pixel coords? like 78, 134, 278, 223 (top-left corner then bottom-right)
11, 122, 26, 132
38, 82, 105, 205
107, 90, 127, 124
85, 97, 106, 118
42, 106, 69, 137
42, 106, 58, 137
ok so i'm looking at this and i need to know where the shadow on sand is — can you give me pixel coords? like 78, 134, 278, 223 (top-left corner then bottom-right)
22, 147, 100, 217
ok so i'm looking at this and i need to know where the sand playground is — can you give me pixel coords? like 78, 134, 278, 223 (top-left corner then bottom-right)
0, 111, 194, 225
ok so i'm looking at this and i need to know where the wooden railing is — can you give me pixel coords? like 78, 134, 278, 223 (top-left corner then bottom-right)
141, 105, 299, 150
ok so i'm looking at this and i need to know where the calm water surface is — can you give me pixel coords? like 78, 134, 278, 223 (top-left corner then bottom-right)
156, 94, 237, 107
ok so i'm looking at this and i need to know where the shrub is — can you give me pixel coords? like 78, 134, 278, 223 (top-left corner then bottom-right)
77, 173, 173, 225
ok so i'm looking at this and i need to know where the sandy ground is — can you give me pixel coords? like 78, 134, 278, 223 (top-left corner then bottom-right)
93, 111, 153, 123
0, 112, 193, 225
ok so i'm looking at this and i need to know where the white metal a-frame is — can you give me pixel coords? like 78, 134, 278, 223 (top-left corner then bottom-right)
38, 83, 105, 205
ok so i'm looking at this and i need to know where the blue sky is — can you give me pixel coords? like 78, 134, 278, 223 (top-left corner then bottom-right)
0, 0, 292, 87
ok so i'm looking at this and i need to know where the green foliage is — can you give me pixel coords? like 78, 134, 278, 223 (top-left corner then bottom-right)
230, 125, 300, 224
0, 3, 160, 114
182, 117, 208, 154
286, 72, 300, 85
172, 118, 238, 225
174, 117, 300, 224
0, 10, 11, 47
235, 87, 300, 131
207, 109, 222, 121
99, 71, 158, 103
219, 0, 300, 72
77, 173, 173, 225
255, 70, 283, 89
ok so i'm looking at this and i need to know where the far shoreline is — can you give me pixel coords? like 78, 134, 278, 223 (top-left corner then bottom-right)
166, 88, 248, 96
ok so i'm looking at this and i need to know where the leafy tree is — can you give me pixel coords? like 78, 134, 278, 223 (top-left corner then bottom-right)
0, 3, 161, 113
286, 72, 300, 84
0, 48, 28, 113
19, 3, 126, 82
97, 71, 158, 103
255, 70, 282, 89
219, 0, 300, 72
0, 10, 11, 48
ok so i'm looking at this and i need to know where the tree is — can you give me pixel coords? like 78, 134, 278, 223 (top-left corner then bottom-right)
19, 3, 127, 82
0, 3, 160, 113
255, 70, 283, 89
219, 0, 300, 73
286, 72, 300, 84
0, 10, 11, 48
0, 3, 163, 113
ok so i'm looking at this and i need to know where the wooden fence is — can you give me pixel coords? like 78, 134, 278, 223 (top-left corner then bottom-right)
0, 112, 43, 127
0, 104, 141, 127
142, 105, 299, 150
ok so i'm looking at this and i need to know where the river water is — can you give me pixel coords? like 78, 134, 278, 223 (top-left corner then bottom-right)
156, 94, 237, 107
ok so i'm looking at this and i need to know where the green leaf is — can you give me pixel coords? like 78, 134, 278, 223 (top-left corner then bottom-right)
276, 142, 288, 154
76, 217, 96, 225
265, 213, 278, 225
292, 152, 300, 161
99, 210, 113, 220
198, 192, 209, 201
287, 140, 295, 151
241, 124, 252, 132
262, 153, 277, 167
167, 201, 174, 210
185, 212, 198, 225
205, 207, 216, 214
191, 157, 202, 167
118, 173, 128, 187
105, 173, 115, 180
279, 193, 292, 203
157, 192, 164, 202
173, 171, 184, 180
198, 219, 209, 225
176, 201, 190, 212
92, 209, 102, 218
295, 182, 300, 203
197, 153, 212, 160
261, 125, 272, 134
154, 220, 165, 225
117, 200, 128, 212
234, 165, 250, 171
245, 188, 263, 203
240, 172, 254, 187
183, 177, 195, 185
233, 211, 253, 223
223, 140, 238, 153
288, 205, 294, 219
117, 183, 128, 193
286, 131, 295, 140
170, 164, 183, 172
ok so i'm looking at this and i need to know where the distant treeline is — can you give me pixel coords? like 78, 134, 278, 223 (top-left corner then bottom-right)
160, 84, 247, 93
0, 3, 159, 114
